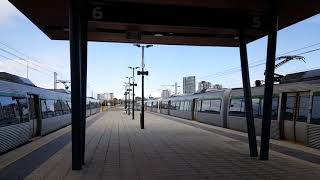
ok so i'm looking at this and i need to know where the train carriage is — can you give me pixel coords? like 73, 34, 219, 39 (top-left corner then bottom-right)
153, 69, 320, 150
0, 73, 100, 154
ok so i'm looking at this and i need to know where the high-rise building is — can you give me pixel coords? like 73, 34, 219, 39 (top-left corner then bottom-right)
161, 89, 171, 98
198, 81, 212, 91
183, 76, 196, 94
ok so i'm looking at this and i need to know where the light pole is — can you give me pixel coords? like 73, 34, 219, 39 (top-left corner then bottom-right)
123, 83, 128, 113
129, 66, 139, 120
134, 44, 153, 129
126, 77, 132, 115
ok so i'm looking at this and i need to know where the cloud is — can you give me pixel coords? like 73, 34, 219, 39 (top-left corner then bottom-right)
0, 0, 21, 25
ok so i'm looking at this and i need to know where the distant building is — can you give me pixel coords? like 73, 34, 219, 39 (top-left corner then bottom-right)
161, 89, 171, 99
198, 81, 212, 91
212, 84, 223, 90
97, 93, 114, 101
183, 76, 196, 94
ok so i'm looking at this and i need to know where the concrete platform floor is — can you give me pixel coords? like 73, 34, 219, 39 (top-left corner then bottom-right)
10, 109, 320, 179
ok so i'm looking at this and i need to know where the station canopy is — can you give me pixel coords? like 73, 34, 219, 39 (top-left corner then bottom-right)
9, 0, 320, 46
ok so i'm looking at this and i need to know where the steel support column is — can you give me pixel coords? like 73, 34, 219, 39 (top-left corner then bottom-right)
239, 32, 258, 157
79, 1, 88, 165
260, 13, 279, 160
69, 0, 86, 170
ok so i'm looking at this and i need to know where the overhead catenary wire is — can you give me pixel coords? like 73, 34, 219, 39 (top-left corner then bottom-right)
0, 53, 53, 77
174, 43, 320, 86
0, 42, 68, 77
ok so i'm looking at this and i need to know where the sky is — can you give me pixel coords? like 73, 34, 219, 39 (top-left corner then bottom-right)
0, 0, 320, 99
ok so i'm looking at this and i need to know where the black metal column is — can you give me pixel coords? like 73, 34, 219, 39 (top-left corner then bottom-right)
141, 73, 145, 129
239, 32, 258, 157
260, 13, 279, 160
79, 0, 88, 165
69, 0, 84, 170
132, 82, 135, 119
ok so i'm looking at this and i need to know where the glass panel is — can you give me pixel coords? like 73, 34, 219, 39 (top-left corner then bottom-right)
55, 100, 63, 116
41, 99, 55, 119
67, 101, 72, 111
311, 96, 320, 125
60, 101, 70, 114
285, 96, 295, 120
209, 100, 221, 114
297, 96, 309, 122
175, 101, 180, 110
252, 98, 260, 118
201, 100, 210, 112
179, 101, 184, 111
229, 99, 245, 117
271, 97, 279, 120
196, 101, 202, 112
28, 96, 37, 120
0, 96, 23, 127
260, 97, 279, 120
184, 101, 190, 111
17, 98, 29, 123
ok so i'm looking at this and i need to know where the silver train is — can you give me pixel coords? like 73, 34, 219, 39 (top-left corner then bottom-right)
0, 73, 100, 154
145, 69, 320, 149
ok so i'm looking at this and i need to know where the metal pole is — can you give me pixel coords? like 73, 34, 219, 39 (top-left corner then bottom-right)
54, 72, 57, 90
260, 13, 279, 160
141, 46, 145, 129
69, 0, 83, 170
27, 61, 29, 79
128, 78, 131, 115
239, 32, 258, 157
124, 91, 127, 113
79, 2, 88, 165
132, 69, 135, 120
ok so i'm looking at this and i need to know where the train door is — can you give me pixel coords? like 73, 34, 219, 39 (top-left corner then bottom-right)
193, 99, 200, 121
282, 92, 309, 144
28, 94, 41, 137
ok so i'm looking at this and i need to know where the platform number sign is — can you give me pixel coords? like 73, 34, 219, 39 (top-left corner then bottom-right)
251, 16, 262, 29
92, 6, 103, 20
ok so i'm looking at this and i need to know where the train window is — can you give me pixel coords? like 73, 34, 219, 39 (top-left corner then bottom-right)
61, 101, 70, 114
196, 101, 202, 112
17, 98, 29, 123
260, 97, 279, 120
54, 100, 64, 116
67, 101, 72, 111
209, 100, 221, 114
41, 99, 55, 119
163, 101, 169, 109
229, 99, 245, 117
28, 96, 37, 120
252, 98, 260, 118
175, 101, 180, 110
201, 100, 211, 112
285, 96, 295, 120
170, 101, 175, 109
0, 96, 27, 127
184, 101, 191, 111
311, 96, 320, 125
297, 96, 309, 122
180, 101, 185, 111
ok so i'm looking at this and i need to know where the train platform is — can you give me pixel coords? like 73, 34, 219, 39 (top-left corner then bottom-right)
1, 108, 320, 180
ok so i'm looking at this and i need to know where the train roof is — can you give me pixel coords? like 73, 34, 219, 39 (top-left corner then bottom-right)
0, 72, 35, 87
280, 69, 320, 84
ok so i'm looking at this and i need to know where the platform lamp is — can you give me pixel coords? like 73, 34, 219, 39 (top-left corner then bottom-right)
126, 76, 132, 115
134, 44, 153, 129
129, 66, 139, 120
